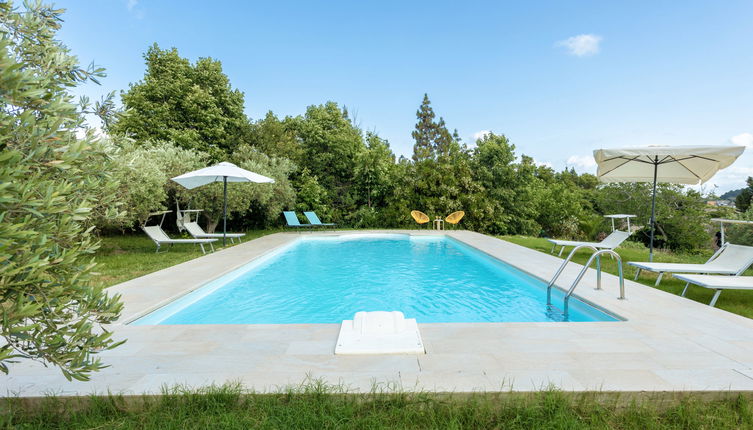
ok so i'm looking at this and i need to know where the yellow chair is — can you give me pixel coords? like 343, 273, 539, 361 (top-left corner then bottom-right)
410, 210, 430, 228
445, 211, 465, 227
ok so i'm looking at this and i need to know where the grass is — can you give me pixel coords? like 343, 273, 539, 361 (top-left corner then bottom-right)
501, 235, 753, 319
31, 234, 753, 426
92, 229, 279, 287
3, 383, 753, 429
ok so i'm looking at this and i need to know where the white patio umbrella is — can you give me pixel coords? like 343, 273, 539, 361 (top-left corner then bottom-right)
172, 162, 274, 246
593, 145, 744, 261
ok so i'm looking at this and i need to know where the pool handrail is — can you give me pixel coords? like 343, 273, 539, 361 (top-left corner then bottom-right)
547, 244, 598, 305
547, 246, 626, 316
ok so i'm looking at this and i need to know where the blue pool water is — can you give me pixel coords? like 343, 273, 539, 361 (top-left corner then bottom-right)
133, 234, 618, 325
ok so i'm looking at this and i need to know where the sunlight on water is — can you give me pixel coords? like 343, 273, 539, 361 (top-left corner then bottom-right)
134, 235, 618, 325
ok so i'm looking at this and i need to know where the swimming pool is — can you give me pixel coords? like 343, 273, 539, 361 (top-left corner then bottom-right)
133, 234, 618, 325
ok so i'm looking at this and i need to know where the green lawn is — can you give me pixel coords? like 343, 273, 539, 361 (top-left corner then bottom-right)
501, 235, 753, 319
92, 230, 279, 287
3, 384, 753, 429
47, 234, 753, 427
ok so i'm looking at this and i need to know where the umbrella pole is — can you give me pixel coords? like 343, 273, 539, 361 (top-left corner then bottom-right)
223, 176, 227, 247
649, 159, 658, 262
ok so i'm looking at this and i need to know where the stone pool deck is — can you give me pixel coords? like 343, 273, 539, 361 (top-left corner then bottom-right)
4, 230, 753, 397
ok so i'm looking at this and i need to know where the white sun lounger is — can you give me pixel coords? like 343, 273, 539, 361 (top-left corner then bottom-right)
184, 221, 245, 244
673, 274, 753, 307
142, 225, 217, 254
629, 243, 753, 286
548, 230, 631, 256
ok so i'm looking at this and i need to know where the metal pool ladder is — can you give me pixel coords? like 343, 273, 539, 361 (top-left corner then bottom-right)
546, 245, 626, 316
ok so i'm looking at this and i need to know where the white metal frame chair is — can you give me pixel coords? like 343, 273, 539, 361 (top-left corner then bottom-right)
548, 230, 631, 257
142, 211, 217, 254
183, 221, 245, 244
629, 243, 753, 286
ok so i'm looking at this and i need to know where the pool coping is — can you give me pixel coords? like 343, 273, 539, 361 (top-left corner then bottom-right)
126, 232, 621, 326
4, 230, 753, 396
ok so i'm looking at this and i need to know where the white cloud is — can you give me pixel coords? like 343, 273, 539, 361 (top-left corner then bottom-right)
126, 0, 144, 18
472, 130, 491, 142
566, 154, 597, 172
533, 159, 553, 169
699, 132, 753, 193
703, 165, 753, 193
556, 34, 602, 57
731, 132, 753, 147
701, 142, 753, 192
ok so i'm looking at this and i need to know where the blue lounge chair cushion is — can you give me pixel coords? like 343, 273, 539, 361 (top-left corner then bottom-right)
304, 211, 336, 226
283, 211, 311, 227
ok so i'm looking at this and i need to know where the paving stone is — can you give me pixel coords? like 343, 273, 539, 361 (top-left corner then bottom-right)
4, 230, 753, 396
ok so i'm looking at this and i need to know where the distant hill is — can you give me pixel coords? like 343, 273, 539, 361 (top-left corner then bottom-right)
720, 188, 744, 200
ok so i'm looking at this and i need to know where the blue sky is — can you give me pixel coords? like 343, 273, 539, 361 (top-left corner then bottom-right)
58, 0, 753, 193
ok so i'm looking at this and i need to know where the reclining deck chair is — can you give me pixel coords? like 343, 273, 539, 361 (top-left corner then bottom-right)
184, 221, 245, 244
673, 274, 753, 307
629, 243, 753, 286
142, 225, 217, 254
303, 211, 336, 227
283, 211, 312, 228
548, 230, 631, 257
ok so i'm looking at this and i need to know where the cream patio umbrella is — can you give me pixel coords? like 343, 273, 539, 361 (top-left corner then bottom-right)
172, 162, 274, 246
593, 145, 745, 261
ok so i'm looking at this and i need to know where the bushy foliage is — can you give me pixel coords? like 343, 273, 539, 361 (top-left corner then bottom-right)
231, 145, 296, 228
288, 102, 364, 219
0, 1, 123, 380
294, 168, 330, 219
354, 133, 395, 210
102, 41, 718, 252
112, 44, 249, 160
719, 207, 753, 247
241, 96, 712, 251
470, 135, 539, 234
93, 140, 296, 232
736, 177, 753, 212
92, 139, 171, 229
248, 111, 302, 164
594, 183, 710, 251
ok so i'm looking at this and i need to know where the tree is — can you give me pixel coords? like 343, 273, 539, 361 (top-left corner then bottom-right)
534, 180, 587, 238
290, 102, 364, 219
406, 94, 478, 222
92, 139, 207, 230
294, 168, 330, 217
232, 144, 296, 228
112, 44, 249, 160
411, 94, 437, 162
248, 111, 302, 165
354, 133, 395, 209
381, 158, 417, 227
0, 1, 124, 380
470, 133, 540, 234
92, 139, 170, 230
735, 177, 753, 212
594, 183, 709, 251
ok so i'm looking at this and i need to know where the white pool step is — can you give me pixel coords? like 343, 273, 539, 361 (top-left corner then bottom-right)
335, 311, 425, 355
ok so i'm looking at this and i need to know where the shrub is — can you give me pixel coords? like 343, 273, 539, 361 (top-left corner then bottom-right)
0, 2, 123, 380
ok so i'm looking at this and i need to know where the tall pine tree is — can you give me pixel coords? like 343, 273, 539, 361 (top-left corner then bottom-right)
411, 94, 437, 161
411, 94, 457, 161
408, 94, 476, 221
